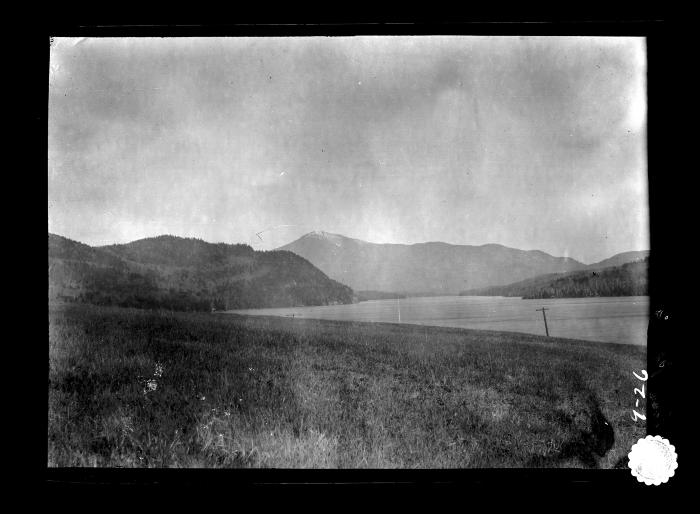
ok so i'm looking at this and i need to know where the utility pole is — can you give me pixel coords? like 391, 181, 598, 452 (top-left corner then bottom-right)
536, 307, 550, 337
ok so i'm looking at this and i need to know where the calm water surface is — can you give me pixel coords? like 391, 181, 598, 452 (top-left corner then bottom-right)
228, 296, 649, 346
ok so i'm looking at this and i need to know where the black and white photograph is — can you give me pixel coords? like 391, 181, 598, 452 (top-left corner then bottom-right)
48, 34, 655, 472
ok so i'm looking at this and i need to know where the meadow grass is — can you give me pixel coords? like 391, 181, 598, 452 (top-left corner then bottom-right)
48, 302, 646, 468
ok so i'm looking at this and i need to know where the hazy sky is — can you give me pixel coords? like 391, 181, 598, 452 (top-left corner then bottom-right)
48, 36, 648, 264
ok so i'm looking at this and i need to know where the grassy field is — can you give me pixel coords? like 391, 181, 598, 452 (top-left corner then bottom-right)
48, 302, 646, 468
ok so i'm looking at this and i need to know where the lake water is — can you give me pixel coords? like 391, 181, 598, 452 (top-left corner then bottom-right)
228, 295, 649, 346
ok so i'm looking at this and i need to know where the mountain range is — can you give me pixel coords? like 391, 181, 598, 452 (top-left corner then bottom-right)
278, 231, 647, 296
49, 231, 649, 312
49, 233, 353, 310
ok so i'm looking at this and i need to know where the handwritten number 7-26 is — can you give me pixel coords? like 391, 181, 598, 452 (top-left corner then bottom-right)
631, 369, 647, 422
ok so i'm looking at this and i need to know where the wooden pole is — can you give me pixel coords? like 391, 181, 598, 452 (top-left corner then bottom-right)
536, 307, 550, 337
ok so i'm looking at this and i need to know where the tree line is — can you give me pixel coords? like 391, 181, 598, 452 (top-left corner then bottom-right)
461, 258, 648, 299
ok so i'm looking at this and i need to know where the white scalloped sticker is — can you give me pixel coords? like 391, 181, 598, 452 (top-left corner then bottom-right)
628, 435, 678, 485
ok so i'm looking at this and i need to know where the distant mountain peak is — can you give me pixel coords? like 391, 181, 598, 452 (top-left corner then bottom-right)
302, 231, 360, 245
279, 231, 588, 294
306, 230, 343, 239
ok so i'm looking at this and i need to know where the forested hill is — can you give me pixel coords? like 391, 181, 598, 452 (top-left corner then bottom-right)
49, 234, 354, 311
460, 258, 648, 299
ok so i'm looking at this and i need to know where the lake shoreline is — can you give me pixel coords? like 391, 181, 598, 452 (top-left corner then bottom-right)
226, 295, 649, 346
